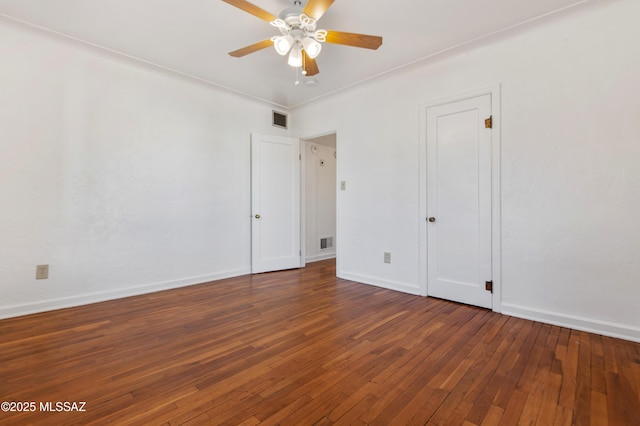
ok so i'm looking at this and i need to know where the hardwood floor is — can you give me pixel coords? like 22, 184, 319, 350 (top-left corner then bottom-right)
1, 259, 638, 425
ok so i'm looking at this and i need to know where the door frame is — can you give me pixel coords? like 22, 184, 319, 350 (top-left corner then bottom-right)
300, 130, 339, 272
418, 84, 502, 312
300, 130, 340, 273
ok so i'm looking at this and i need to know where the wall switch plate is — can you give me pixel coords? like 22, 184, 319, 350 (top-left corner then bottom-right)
340, 181, 346, 191
36, 264, 49, 280
384, 252, 391, 264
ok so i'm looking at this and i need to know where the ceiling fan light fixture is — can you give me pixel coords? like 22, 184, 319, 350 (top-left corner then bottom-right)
288, 45, 303, 67
223, 0, 383, 77
273, 35, 294, 55
302, 37, 322, 59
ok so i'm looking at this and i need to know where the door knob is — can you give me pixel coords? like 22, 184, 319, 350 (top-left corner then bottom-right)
428, 217, 436, 222
255, 214, 261, 219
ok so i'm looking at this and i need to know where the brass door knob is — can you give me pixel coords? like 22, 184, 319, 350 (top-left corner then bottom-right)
255, 214, 261, 219
428, 217, 436, 222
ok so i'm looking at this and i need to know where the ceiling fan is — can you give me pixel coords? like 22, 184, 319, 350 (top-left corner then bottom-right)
222, 0, 383, 77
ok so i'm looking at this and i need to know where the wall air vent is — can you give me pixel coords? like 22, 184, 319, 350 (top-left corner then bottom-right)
320, 237, 334, 250
272, 110, 288, 129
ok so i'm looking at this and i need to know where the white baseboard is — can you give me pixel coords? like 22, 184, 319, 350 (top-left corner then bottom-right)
0, 267, 251, 320
338, 271, 421, 296
306, 252, 336, 263
7, 269, 636, 344
502, 303, 640, 343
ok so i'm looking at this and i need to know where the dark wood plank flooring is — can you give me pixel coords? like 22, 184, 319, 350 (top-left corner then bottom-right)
1, 259, 638, 425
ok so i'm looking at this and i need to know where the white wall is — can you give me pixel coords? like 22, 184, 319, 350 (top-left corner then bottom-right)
0, 18, 288, 318
291, 0, 640, 341
2, 0, 639, 342
304, 136, 336, 262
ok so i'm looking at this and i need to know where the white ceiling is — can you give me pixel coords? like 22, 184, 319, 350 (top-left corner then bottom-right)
0, 0, 590, 108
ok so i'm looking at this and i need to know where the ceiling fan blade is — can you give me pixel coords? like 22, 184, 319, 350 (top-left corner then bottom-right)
303, 51, 319, 76
302, 0, 335, 20
221, 0, 277, 23
325, 31, 383, 50
228, 39, 274, 57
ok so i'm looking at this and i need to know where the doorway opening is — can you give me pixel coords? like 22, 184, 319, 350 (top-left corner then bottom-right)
302, 133, 337, 264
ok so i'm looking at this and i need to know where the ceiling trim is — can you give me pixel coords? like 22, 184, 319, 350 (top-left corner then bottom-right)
1, 0, 591, 110
287, 0, 591, 110
0, 13, 291, 111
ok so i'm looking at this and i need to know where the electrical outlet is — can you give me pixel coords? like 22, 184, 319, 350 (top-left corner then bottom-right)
340, 180, 346, 191
384, 252, 391, 264
36, 264, 49, 280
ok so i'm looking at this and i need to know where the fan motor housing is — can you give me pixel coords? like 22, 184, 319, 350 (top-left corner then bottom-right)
279, 4, 303, 24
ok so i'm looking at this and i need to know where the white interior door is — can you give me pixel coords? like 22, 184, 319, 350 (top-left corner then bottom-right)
251, 133, 301, 273
427, 95, 492, 308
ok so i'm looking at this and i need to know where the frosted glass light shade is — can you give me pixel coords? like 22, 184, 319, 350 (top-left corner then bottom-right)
288, 45, 302, 67
301, 37, 322, 59
274, 35, 294, 55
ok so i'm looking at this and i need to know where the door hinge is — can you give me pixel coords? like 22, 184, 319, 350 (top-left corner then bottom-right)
485, 116, 493, 129
485, 281, 493, 293
299, 154, 301, 160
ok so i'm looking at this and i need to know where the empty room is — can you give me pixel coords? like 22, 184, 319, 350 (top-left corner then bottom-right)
0, 0, 638, 424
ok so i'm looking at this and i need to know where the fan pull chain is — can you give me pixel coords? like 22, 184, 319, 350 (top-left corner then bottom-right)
302, 51, 307, 75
